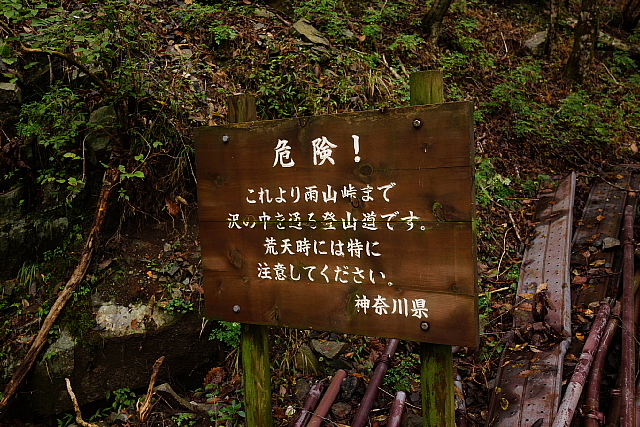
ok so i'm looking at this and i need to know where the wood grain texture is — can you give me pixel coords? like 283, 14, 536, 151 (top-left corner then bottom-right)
195, 101, 477, 345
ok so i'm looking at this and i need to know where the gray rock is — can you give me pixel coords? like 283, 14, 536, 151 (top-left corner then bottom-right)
602, 236, 621, 251
86, 105, 117, 165
0, 82, 22, 104
341, 375, 361, 399
292, 19, 331, 46
155, 383, 218, 415
7, 314, 224, 418
0, 186, 25, 223
294, 378, 311, 401
94, 301, 177, 337
328, 356, 353, 371
294, 344, 324, 376
331, 402, 352, 418
0, 215, 70, 280
311, 339, 347, 359
253, 8, 275, 18
402, 413, 424, 427
525, 31, 547, 57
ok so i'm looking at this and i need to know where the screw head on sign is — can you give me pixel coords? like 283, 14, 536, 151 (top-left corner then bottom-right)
233, 305, 241, 313
420, 321, 430, 331
412, 119, 423, 129
222, 135, 231, 144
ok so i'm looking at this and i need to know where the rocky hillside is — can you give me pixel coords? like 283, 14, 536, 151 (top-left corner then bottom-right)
0, 0, 639, 425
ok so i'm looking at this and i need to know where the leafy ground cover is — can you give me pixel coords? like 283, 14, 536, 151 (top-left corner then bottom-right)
0, 0, 639, 425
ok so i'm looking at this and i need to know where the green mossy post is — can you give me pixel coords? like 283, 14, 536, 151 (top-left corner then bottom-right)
409, 71, 455, 427
227, 94, 273, 427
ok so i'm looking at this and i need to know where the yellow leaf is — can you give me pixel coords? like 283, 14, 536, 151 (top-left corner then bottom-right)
500, 397, 509, 411
518, 293, 534, 300
517, 370, 535, 378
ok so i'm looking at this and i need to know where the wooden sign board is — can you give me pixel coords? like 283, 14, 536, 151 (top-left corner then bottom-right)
195, 101, 478, 346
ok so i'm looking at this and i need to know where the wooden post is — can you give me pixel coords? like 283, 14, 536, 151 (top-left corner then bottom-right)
227, 94, 273, 427
409, 71, 455, 427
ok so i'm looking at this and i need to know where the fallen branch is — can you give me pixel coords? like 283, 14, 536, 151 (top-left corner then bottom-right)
138, 356, 165, 423
65, 378, 99, 427
584, 306, 620, 427
620, 205, 636, 427
0, 166, 119, 416
551, 302, 611, 427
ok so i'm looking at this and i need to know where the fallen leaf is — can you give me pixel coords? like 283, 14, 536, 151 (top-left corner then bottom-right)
131, 319, 140, 330
500, 397, 509, 410
175, 195, 188, 205
590, 259, 606, 267
517, 370, 535, 378
518, 293, 534, 300
536, 283, 548, 292
517, 303, 533, 311
204, 367, 226, 386
596, 215, 605, 221
572, 276, 588, 284
98, 258, 112, 269
166, 198, 180, 216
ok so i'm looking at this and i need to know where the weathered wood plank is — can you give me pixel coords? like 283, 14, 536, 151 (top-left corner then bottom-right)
409, 70, 458, 427
196, 166, 474, 223
225, 94, 273, 427
195, 99, 477, 346
487, 173, 575, 427
194, 102, 474, 172
199, 222, 476, 294
203, 270, 477, 346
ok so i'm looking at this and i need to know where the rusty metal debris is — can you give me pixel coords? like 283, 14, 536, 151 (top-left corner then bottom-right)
488, 173, 576, 427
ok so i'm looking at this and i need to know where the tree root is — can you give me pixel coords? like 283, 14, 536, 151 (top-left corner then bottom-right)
65, 378, 99, 427
137, 356, 165, 423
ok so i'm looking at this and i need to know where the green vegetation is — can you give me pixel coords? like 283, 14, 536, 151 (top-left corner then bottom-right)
384, 352, 420, 393
0, 0, 639, 423
210, 321, 242, 347
106, 387, 138, 413
210, 399, 246, 426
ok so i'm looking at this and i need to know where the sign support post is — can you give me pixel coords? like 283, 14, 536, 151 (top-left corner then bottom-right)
199, 76, 476, 427
227, 94, 273, 427
410, 71, 455, 427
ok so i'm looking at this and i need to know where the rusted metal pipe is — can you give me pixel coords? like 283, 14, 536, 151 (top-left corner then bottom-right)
292, 383, 325, 427
585, 305, 620, 427
621, 205, 635, 427
351, 339, 400, 427
551, 303, 611, 427
305, 370, 347, 427
387, 391, 406, 427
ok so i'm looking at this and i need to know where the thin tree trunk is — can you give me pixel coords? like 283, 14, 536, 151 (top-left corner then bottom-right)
565, 0, 600, 83
621, 0, 640, 31
0, 166, 119, 416
546, 0, 560, 57
421, 0, 454, 45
